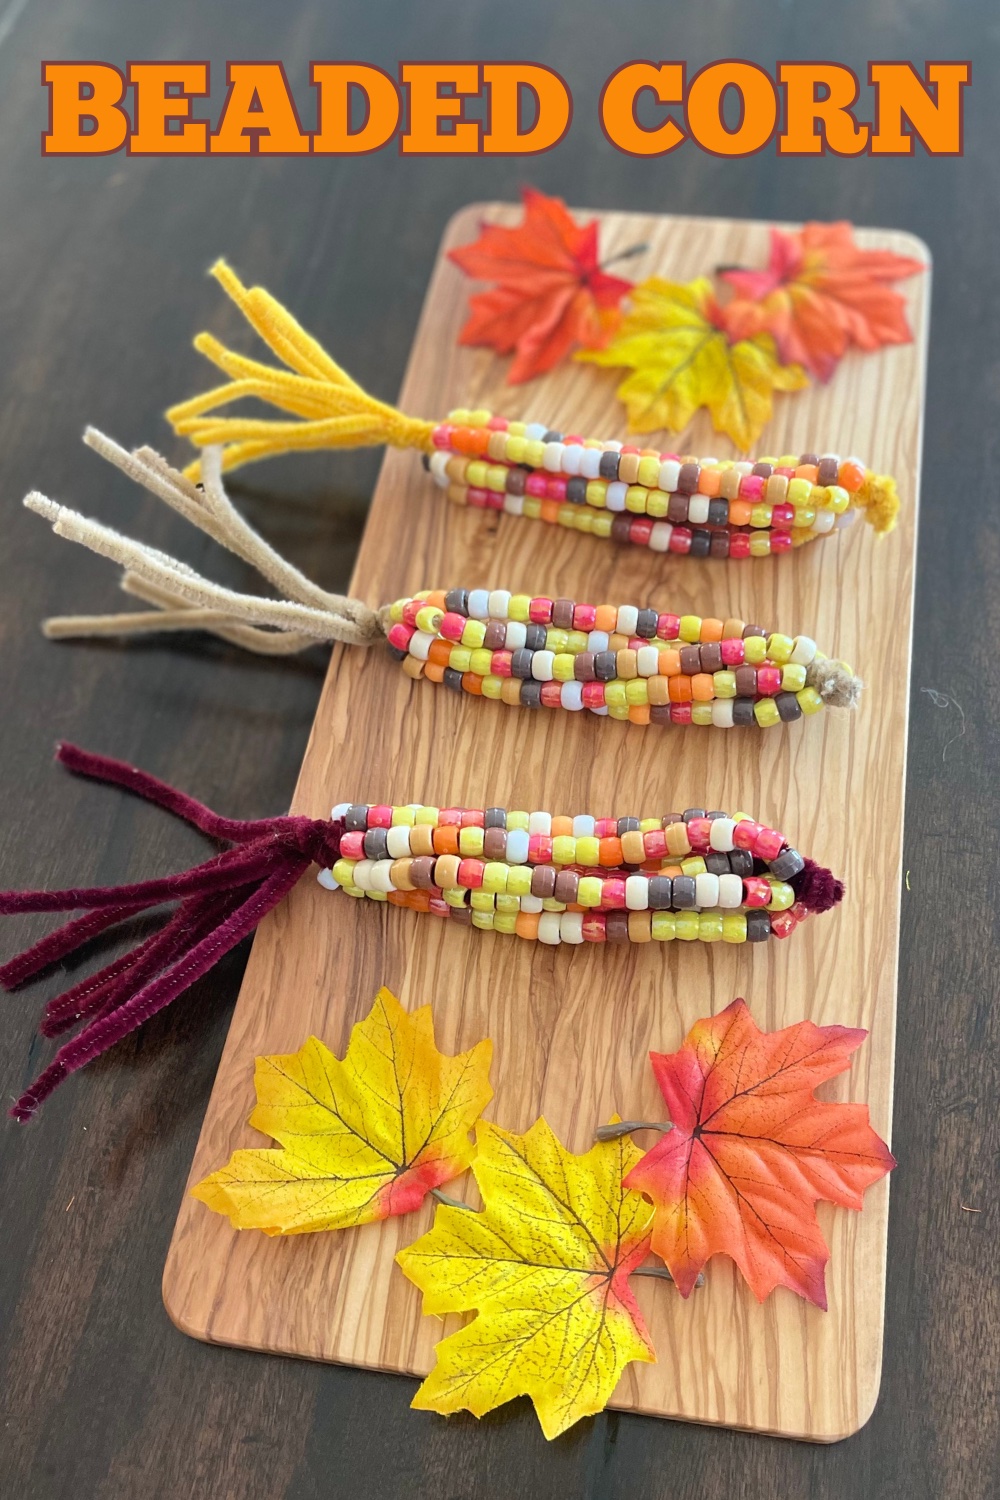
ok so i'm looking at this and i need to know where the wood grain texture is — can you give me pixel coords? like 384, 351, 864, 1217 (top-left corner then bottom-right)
162, 205, 928, 1441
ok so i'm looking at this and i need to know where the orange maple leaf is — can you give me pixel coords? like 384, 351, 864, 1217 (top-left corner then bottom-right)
625, 998, 894, 1308
722, 221, 926, 381
448, 187, 635, 384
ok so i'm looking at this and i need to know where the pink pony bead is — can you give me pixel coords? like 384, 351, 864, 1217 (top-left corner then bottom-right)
582, 912, 607, 942
460, 808, 485, 828
757, 666, 782, 696
686, 817, 713, 852
525, 473, 548, 497
528, 834, 552, 864
630, 518, 654, 545
739, 474, 765, 501
733, 820, 761, 851
431, 424, 453, 448
670, 527, 693, 554
770, 910, 799, 939
546, 476, 568, 501
743, 877, 771, 908
643, 831, 667, 860
529, 597, 553, 625
753, 827, 785, 861
340, 832, 365, 860
368, 805, 393, 828
458, 858, 484, 889
582, 682, 606, 709
573, 603, 598, 631
771, 531, 793, 552
670, 703, 692, 724
438, 612, 466, 641
491, 651, 513, 677
466, 486, 489, 508
657, 613, 681, 639
602, 879, 627, 910
771, 502, 795, 529
428, 896, 450, 918
729, 532, 751, 558
486, 416, 508, 430
595, 818, 617, 839
386, 622, 414, 651
439, 807, 463, 826
720, 637, 745, 665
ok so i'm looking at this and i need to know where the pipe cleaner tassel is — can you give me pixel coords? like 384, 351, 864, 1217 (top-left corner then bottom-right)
0, 745, 342, 1122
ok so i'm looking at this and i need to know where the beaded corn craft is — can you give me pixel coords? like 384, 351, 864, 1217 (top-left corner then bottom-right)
166, 261, 902, 559
1, 748, 842, 1118
26, 431, 860, 728
321, 802, 842, 947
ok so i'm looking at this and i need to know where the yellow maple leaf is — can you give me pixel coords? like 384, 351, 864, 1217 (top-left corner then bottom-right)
397, 1119, 655, 1440
579, 276, 808, 451
191, 987, 492, 1234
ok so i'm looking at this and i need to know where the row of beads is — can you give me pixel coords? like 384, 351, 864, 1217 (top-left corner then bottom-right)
426, 416, 866, 552
386, 591, 831, 727
321, 804, 815, 945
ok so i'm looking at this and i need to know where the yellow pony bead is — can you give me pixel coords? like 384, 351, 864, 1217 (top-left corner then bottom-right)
796, 686, 824, 715
522, 497, 542, 521
485, 464, 508, 492
471, 910, 495, 931
341, 885, 364, 899
505, 436, 528, 464
466, 460, 488, 489
415, 805, 439, 825
564, 631, 588, 653
364, 890, 388, 902
722, 913, 748, 943
691, 701, 713, 725
542, 898, 566, 913
470, 889, 494, 912
443, 887, 468, 908
480, 675, 503, 700
468, 408, 492, 426
675, 911, 700, 941
639, 818, 660, 834
593, 513, 614, 538
645, 489, 669, 518
768, 880, 795, 910
749, 503, 772, 529
546, 628, 569, 653
781, 663, 807, 693
506, 810, 530, 831
458, 826, 485, 856
389, 599, 406, 623
827, 484, 850, 513
680, 856, 706, 877
469, 648, 493, 677
698, 913, 724, 942
576, 836, 600, 867
506, 865, 532, 898
551, 836, 577, 865
713, 670, 737, 698
493, 912, 517, 935
637, 456, 661, 488
524, 440, 546, 469
482, 862, 509, 894
749, 532, 771, 558
625, 679, 648, 706
332, 859, 356, 887
508, 594, 531, 622
625, 486, 647, 514
608, 702, 631, 721
604, 682, 627, 710
651, 912, 677, 941
449, 646, 472, 673
552, 653, 576, 682
577, 876, 603, 907
461, 620, 486, 648
495, 893, 519, 915
754, 698, 781, 728
766, 633, 794, 664
679, 615, 702, 643
390, 805, 415, 826
744, 634, 767, 664
586, 480, 608, 508
787, 476, 812, 505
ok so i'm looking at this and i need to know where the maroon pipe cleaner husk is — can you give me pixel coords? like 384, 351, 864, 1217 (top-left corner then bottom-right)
0, 744, 343, 1122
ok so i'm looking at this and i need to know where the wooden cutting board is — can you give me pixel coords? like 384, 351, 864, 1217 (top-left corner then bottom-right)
162, 205, 928, 1442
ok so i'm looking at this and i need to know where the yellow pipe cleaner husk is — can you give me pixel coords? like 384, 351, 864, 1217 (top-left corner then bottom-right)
166, 261, 434, 479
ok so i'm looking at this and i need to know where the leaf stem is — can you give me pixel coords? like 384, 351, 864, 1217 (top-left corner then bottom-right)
594, 1120, 672, 1142
634, 1265, 705, 1289
600, 241, 649, 271
431, 1187, 473, 1211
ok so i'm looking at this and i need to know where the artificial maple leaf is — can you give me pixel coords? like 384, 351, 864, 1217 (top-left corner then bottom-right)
579, 276, 807, 451
721, 222, 926, 381
397, 1118, 655, 1439
191, 988, 492, 1234
624, 999, 894, 1308
448, 187, 635, 384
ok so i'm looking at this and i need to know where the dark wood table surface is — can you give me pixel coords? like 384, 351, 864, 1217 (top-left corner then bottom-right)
1, 3, 996, 1497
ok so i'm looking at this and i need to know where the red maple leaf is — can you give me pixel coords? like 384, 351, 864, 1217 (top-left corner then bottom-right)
624, 998, 895, 1308
722, 221, 926, 381
448, 187, 635, 384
